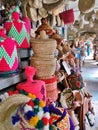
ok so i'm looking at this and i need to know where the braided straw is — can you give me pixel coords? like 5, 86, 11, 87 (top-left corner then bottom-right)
0, 94, 30, 130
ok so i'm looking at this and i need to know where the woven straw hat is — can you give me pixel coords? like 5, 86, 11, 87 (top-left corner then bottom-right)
78, 0, 95, 13
28, 0, 42, 9
84, 10, 95, 21
43, 0, 58, 4
38, 7, 48, 18
27, 6, 38, 22
0, 94, 30, 130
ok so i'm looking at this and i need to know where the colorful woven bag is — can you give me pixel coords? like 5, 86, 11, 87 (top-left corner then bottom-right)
49, 104, 75, 130
41, 75, 58, 102
4, 6, 31, 48
0, 27, 18, 72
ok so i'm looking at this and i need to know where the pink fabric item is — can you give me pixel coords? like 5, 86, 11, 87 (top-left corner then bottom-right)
0, 28, 18, 71
4, 13, 31, 48
16, 66, 46, 102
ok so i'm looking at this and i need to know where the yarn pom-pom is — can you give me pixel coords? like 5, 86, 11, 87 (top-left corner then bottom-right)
36, 120, 44, 129
29, 116, 39, 127
25, 111, 35, 120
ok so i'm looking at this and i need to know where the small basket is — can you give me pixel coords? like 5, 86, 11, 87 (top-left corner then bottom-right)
31, 38, 57, 57
41, 76, 58, 102
30, 57, 56, 78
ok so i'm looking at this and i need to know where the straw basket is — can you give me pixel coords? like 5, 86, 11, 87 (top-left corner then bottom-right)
78, 0, 95, 13
0, 94, 30, 130
41, 76, 58, 102
30, 57, 56, 78
31, 38, 57, 57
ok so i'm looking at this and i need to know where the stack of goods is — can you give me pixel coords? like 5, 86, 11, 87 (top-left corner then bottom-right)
31, 24, 58, 102
0, 27, 18, 77
16, 66, 46, 102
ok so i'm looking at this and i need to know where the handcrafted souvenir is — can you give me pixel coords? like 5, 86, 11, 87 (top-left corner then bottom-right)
41, 75, 58, 102
0, 94, 52, 130
31, 30, 57, 58
31, 30, 57, 79
0, 27, 18, 72
4, 6, 31, 48
16, 66, 46, 102
49, 104, 75, 130
30, 57, 56, 78
67, 71, 85, 90
78, 0, 95, 13
51, 30, 62, 44
59, 9, 74, 25
36, 18, 53, 35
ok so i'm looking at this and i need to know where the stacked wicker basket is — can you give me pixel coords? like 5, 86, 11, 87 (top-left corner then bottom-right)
30, 30, 58, 102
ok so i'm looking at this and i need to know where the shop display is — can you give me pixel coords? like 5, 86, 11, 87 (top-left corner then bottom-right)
0, 1, 96, 130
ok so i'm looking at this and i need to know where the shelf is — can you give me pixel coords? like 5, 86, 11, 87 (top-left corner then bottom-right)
0, 72, 26, 90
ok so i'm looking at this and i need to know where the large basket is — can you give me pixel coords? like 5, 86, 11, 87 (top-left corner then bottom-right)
0, 94, 30, 130
30, 57, 56, 78
31, 38, 57, 57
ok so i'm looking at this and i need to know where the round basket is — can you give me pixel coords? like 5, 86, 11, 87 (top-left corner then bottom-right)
78, 0, 95, 13
0, 94, 30, 130
30, 57, 56, 78
31, 38, 57, 57
41, 76, 58, 102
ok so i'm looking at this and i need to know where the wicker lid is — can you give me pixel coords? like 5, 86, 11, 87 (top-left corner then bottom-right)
78, 0, 95, 13
36, 22, 53, 35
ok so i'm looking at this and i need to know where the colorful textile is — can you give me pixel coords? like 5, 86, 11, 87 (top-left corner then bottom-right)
0, 28, 18, 71
49, 104, 75, 130
4, 6, 31, 48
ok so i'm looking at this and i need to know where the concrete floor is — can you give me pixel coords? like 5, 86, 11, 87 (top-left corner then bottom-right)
82, 55, 98, 130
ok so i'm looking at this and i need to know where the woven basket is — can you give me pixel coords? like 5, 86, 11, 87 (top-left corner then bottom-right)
31, 38, 57, 57
41, 76, 58, 102
0, 29, 18, 72
78, 0, 95, 13
0, 94, 30, 130
30, 57, 56, 78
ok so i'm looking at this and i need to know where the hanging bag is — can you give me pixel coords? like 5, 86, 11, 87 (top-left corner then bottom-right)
59, 9, 74, 25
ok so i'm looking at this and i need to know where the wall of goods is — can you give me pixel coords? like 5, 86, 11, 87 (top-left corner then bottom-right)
0, 1, 96, 130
